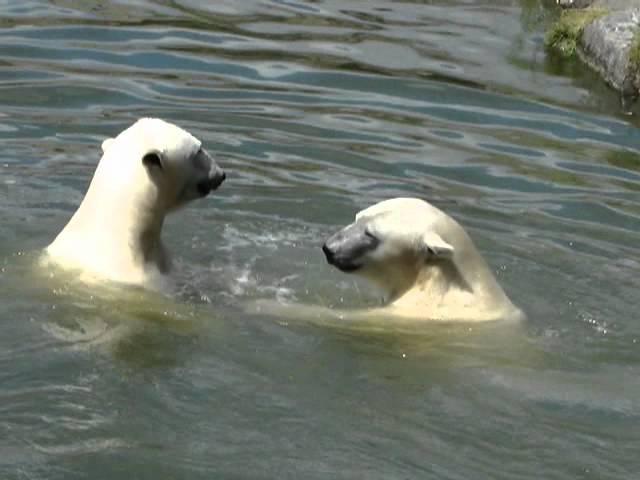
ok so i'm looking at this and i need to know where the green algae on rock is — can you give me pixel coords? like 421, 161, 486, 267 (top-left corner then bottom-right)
544, 7, 608, 56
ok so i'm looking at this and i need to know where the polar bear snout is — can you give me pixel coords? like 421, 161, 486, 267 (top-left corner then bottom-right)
196, 166, 226, 197
189, 146, 226, 197
322, 243, 338, 265
323, 223, 379, 273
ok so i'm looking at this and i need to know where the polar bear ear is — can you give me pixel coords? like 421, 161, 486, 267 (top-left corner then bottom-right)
142, 150, 163, 171
101, 138, 114, 153
422, 232, 454, 258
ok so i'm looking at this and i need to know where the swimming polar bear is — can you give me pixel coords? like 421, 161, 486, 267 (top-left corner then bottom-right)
45, 118, 225, 287
322, 198, 523, 322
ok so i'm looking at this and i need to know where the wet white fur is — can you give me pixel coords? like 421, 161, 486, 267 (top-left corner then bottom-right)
45, 118, 211, 286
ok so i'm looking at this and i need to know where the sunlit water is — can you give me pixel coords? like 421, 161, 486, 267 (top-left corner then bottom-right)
1, 1, 639, 479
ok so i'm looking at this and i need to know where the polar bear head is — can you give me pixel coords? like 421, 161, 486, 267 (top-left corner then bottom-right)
322, 198, 455, 292
322, 198, 520, 321
97, 118, 226, 213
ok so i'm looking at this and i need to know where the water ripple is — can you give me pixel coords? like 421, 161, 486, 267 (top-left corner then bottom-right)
1, 1, 639, 479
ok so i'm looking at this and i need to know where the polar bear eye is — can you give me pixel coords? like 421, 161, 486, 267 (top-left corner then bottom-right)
364, 229, 378, 241
142, 152, 163, 170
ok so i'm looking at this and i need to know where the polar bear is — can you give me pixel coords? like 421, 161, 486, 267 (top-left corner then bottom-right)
322, 198, 523, 322
45, 118, 225, 287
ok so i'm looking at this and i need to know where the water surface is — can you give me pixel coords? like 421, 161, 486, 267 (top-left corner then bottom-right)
1, 1, 639, 479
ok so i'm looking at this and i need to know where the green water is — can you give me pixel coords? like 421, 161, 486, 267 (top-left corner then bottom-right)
1, 1, 639, 479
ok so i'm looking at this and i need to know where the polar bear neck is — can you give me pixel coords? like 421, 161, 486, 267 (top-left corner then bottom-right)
86, 174, 167, 266
48, 155, 170, 283
383, 231, 514, 320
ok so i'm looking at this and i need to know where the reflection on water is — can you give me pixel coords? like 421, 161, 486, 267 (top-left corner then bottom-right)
1, 1, 639, 479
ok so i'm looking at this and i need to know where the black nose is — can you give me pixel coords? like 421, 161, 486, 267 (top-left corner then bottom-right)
210, 170, 226, 190
322, 243, 335, 264
197, 170, 225, 197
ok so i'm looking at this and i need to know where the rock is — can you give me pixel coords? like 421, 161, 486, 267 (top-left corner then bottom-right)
557, 0, 596, 8
592, 0, 640, 9
580, 8, 640, 98
549, 0, 640, 107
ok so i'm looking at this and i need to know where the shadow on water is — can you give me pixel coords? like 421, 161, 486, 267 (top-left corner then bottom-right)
245, 295, 544, 371
2, 251, 225, 371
